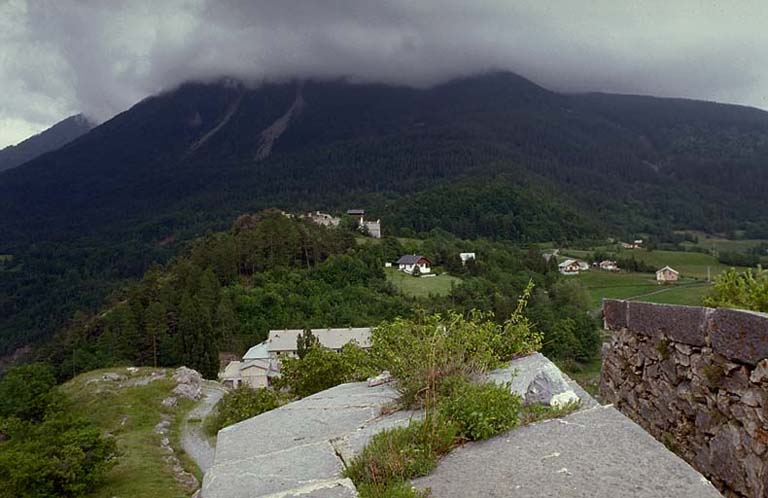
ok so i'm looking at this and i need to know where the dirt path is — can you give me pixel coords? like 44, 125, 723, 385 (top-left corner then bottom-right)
182, 381, 225, 474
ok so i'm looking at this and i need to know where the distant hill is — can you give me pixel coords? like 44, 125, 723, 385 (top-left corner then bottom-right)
2, 71, 768, 355
0, 114, 93, 172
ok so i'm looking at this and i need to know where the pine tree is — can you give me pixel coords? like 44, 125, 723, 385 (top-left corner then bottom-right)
296, 328, 319, 359
144, 301, 167, 368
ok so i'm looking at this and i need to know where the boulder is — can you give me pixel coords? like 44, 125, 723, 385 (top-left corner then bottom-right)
173, 366, 202, 385
173, 383, 202, 400
487, 353, 582, 408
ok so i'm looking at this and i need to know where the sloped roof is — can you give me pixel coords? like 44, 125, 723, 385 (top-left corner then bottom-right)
558, 258, 578, 267
220, 360, 243, 379
657, 266, 679, 274
241, 358, 270, 371
397, 255, 430, 265
243, 342, 270, 360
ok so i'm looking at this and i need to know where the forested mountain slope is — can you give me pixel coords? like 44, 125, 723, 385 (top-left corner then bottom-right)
1, 71, 767, 356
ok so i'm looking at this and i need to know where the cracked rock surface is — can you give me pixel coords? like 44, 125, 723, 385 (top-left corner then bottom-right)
411, 405, 723, 497
201, 382, 402, 498
202, 354, 717, 498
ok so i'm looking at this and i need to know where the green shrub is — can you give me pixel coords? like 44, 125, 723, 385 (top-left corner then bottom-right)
0, 363, 57, 422
206, 386, 282, 434
0, 413, 118, 498
519, 400, 581, 425
277, 344, 376, 398
438, 381, 521, 441
344, 417, 457, 488
370, 283, 540, 407
704, 267, 768, 312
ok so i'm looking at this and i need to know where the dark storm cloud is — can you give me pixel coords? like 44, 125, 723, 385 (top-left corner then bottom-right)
1, 0, 767, 147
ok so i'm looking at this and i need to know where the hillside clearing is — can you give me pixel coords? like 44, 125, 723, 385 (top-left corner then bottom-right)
385, 268, 462, 298
562, 248, 743, 279
575, 271, 709, 309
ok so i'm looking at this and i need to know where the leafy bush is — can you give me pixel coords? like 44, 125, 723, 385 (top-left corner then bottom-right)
344, 417, 457, 489
277, 343, 375, 398
0, 363, 57, 422
0, 413, 117, 498
704, 267, 768, 312
370, 282, 540, 407
206, 386, 282, 434
437, 380, 521, 441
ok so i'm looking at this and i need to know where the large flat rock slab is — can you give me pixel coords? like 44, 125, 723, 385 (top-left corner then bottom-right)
412, 405, 722, 497
202, 382, 399, 498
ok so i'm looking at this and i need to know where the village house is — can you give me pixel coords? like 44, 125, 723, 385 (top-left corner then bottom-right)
656, 266, 680, 283
346, 208, 382, 239
459, 252, 476, 265
346, 208, 366, 224
397, 255, 431, 275
558, 259, 582, 275
599, 260, 619, 271
362, 219, 382, 238
220, 327, 373, 388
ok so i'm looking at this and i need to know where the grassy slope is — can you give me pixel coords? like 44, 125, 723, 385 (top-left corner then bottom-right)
575, 270, 709, 309
58, 368, 198, 498
677, 231, 768, 254
385, 268, 462, 298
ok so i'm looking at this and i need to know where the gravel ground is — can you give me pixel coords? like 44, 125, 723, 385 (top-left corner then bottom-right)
182, 381, 226, 473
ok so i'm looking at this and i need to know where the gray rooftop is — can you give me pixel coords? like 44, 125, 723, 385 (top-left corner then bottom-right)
267, 327, 372, 352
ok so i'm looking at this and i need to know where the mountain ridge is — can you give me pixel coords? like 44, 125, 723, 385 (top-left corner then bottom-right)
0, 114, 93, 173
1, 70, 768, 355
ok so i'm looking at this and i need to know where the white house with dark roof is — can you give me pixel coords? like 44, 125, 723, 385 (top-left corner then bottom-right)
397, 255, 431, 274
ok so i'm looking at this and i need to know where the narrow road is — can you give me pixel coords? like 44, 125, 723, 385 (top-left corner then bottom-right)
182, 382, 225, 474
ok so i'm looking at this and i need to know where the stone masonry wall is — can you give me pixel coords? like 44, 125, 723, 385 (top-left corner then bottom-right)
601, 300, 768, 498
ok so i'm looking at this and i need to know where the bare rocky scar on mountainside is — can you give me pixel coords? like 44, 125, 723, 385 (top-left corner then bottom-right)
255, 86, 305, 161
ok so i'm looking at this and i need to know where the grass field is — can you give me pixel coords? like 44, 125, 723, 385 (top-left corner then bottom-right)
677, 231, 768, 255
59, 368, 198, 498
385, 268, 462, 298
562, 248, 741, 279
575, 270, 710, 309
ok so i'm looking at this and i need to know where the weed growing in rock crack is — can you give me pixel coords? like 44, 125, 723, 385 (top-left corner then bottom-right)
657, 338, 671, 360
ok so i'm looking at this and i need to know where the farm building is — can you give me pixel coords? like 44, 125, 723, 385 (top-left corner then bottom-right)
656, 266, 680, 282
599, 260, 619, 271
558, 259, 582, 275
459, 252, 476, 265
397, 255, 432, 275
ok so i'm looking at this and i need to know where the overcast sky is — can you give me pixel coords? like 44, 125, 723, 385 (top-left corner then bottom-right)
1, 0, 767, 148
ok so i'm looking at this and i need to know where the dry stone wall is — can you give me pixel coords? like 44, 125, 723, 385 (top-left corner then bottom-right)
601, 300, 768, 498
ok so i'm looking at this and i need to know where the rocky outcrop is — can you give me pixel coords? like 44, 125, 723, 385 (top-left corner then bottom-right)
412, 405, 722, 498
162, 366, 203, 407
487, 352, 585, 407
601, 300, 768, 498
202, 353, 714, 498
